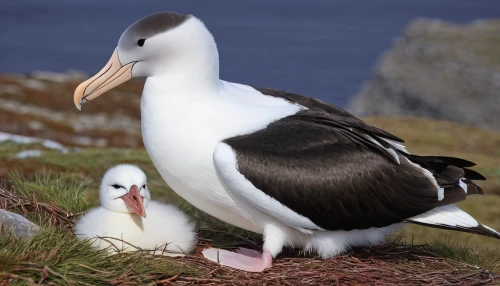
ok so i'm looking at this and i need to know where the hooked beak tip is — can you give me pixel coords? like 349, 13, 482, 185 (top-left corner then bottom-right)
72, 48, 133, 111
74, 92, 90, 111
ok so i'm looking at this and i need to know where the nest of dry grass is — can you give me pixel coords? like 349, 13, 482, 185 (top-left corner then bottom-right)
180, 229, 498, 285
0, 178, 498, 285
178, 245, 496, 285
0, 179, 82, 230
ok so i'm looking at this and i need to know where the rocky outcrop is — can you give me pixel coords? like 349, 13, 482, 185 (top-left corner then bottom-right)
347, 19, 500, 131
0, 209, 40, 238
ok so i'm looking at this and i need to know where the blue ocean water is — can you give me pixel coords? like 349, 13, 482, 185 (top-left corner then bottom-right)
0, 0, 498, 106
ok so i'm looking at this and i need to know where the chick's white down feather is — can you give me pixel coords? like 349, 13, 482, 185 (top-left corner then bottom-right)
75, 164, 197, 256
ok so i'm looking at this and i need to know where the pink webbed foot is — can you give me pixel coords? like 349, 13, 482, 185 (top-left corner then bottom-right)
235, 247, 262, 258
202, 247, 273, 272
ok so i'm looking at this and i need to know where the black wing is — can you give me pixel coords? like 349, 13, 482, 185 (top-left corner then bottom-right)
222, 108, 485, 231
223, 110, 440, 231
254, 87, 404, 143
255, 87, 485, 204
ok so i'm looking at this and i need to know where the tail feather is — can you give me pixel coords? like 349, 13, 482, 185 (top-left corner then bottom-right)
461, 178, 483, 195
463, 168, 487, 181
439, 187, 466, 205
405, 154, 485, 205
399, 152, 496, 239
407, 205, 500, 239
428, 156, 476, 168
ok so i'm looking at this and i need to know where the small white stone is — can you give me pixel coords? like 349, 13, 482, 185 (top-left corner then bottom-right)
15, 149, 43, 159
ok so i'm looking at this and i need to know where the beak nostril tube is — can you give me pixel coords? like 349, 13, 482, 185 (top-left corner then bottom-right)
120, 184, 146, 218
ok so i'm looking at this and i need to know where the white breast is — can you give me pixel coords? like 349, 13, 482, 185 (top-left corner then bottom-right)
140, 77, 302, 232
75, 202, 197, 256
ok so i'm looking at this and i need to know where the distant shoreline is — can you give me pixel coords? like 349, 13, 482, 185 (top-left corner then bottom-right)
1, 0, 498, 106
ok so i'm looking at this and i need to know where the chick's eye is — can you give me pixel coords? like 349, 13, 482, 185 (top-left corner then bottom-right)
141, 185, 146, 189
137, 39, 146, 47
111, 184, 122, 189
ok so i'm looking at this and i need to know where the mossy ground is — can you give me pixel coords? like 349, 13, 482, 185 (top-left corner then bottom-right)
0, 116, 499, 284
1, 174, 498, 285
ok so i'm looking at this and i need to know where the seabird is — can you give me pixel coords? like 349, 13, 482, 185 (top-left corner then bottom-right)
75, 164, 197, 256
73, 12, 500, 272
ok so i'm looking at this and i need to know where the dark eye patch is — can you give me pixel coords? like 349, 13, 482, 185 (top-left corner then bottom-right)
112, 184, 124, 189
137, 39, 146, 47
141, 184, 146, 189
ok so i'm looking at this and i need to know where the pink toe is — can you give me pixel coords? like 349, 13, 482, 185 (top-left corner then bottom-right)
236, 247, 262, 258
202, 248, 273, 272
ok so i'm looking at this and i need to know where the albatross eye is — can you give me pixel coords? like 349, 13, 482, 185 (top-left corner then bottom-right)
111, 184, 123, 189
141, 184, 146, 189
137, 39, 146, 47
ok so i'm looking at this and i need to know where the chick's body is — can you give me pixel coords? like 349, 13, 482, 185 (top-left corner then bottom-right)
75, 164, 197, 256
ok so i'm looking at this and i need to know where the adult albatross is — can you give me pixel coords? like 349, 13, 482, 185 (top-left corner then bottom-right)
73, 11, 500, 272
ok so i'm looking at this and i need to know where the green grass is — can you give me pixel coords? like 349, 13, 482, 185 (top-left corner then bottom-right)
0, 171, 199, 285
427, 236, 500, 273
0, 169, 262, 284
1, 116, 500, 283
388, 231, 500, 273
0, 148, 499, 284
2, 118, 500, 250
8, 171, 92, 214
0, 227, 196, 285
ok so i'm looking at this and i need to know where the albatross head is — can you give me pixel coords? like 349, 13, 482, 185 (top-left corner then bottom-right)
73, 11, 219, 110
100, 164, 151, 218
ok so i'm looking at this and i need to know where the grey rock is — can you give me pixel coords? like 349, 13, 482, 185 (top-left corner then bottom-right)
347, 19, 500, 131
0, 209, 41, 238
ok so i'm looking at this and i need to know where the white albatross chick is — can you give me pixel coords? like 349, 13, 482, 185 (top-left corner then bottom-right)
75, 164, 197, 256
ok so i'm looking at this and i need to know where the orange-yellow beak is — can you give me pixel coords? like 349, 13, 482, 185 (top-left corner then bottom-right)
73, 49, 135, 110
